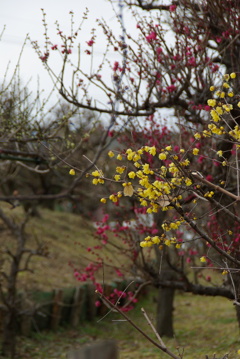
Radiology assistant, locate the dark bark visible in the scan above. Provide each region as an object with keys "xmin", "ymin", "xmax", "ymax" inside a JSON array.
[
  {"xmin": 153, "ymin": 213, "xmax": 177, "ymax": 337},
  {"xmin": 156, "ymin": 280, "xmax": 234, "ymax": 299},
  {"xmin": 156, "ymin": 287, "xmax": 175, "ymax": 337},
  {"xmin": 1, "ymin": 309, "xmax": 18, "ymax": 358}
]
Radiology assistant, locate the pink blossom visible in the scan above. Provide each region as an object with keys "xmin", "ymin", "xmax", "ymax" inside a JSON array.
[
  {"xmin": 206, "ymin": 175, "xmax": 213, "ymax": 182},
  {"xmin": 113, "ymin": 61, "xmax": 119, "ymax": 71},
  {"xmin": 188, "ymin": 56, "xmax": 196, "ymax": 66},
  {"xmin": 146, "ymin": 31, "xmax": 157, "ymax": 43},
  {"xmin": 211, "ymin": 64, "xmax": 219, "ymax": 73},
  {"xmin": 169, "ymin": 5, "xmax": 177, "ymax": 12},
  {"xmin": 87, "ymin": 39, "xmax": 94, "ymax": 46},
  {"xmin": 156, "ymin": 47, "xmax": 163, "ymax": 54},
  {"xmin": 166, "ymin": 85, "xmax": 177, "ymax": 93}
]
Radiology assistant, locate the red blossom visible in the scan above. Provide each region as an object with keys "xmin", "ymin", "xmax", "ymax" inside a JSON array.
[
  {"xmin": 169, "ymin": 5, "xmax": 177, "ymax": 12},
  {"xmin": 146, "ymin": 31, "xmax": 157, "ymax": 43},
  {"xmin": 86, "ymin": 39, "xmax": 94, "ymax": 46}
]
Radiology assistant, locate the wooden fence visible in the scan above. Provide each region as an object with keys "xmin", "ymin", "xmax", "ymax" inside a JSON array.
[{"xmin": 0, "ymin": 279, "xmax": 147, "ymax": 336}]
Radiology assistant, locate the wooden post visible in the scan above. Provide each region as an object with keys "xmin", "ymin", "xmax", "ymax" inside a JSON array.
[
  {"xmin": 50, "ymin": 289, "xmax": 63, "ymax": 330},
  {"xmin": 69, "ymin": 286, "xmax": 86, "ymax": 328},
  {"xmin": 85, "ymin": 283, "xmax": 97, "ymax": 321}
]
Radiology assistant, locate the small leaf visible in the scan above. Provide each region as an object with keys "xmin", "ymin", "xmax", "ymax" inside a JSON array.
[
  {"xmin": 124, "ymin": 184, "xmax": 134, "ymax": 197},
  {"xmin": 157, "ymin": 195, "xmax": 171, "ymax": 207}
]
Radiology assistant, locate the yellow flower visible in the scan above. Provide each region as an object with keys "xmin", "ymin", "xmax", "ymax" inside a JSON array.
[
  {"xmin": 109, "ymin": 194, "xmax": 118, "ymax": 202},
  {"xmin": 165, "ymin": 145, "xmax": 172, "ymax": 151},
  {"xmin": 215, "ymin": 106, "xmax": 223, "ymax": 115},
  {"xmin": 222, "ymin": 104, "xmax": 233, "ymax": 112},
  {"xmin": 114, "ymin": 174, "xmax": 121, "ymax": 181},
  {"xmin": 217, "ymin": 150, "xmax": 223, "ymax": 157},
  {"xmin": 165, "ymin": 239, "xmax": 171, "ymax": 246},
  {"xmin": 185, "ymin": 178, "xmax": 192, "ymax": 186},
  {"xmin": 222, "ymin": 270, "xmax": 228, "ymax": 275},
  {"xmin": 200, "ymin": 256, "xmax": 206, "ymax": 263},
  {"xmin": 223, "ymin": 82, "xmax": 230, "ymax": 89},
  {"xmin": 134, "ymin": 162, "xmax": 141, "ymax": 168},
  {"xmin": 159, "ymin": 152, "xmax": 167, "ymax": 160},
  {"xmin": 100, "ymin": 198, "xmax": 107, "ymax": 203},
  {"xmin": 128, "ymin": 171, "xmax": 136, "ymax": 179},
  {"xmin": 230, "ymin": 72, "xmax": 236, "ymax": 79},
  {"xmin": 207, "ymin": 99, "xmax": 216, "ymax": 107},
  {"xmin": 108, "ymin": 151, "xmax": 115, "ymax": 158},
  {"xmin": 209, "ymin": 86, "xmax": 215, "ymax": 91},
  {"xmin": 116, "ymin": 166, "xmax": 126, "ymax": 174},
  {"xmin": 149, "ymin": 146, "xmax": 156, "ymax": 156},
  {"xmin": 92, "ymin": 170, "xmax": 101, "ymax": 177},
  {"xmin": 210, "ymin": 110, "xmax": 220, "ymax": 122},
  {"xmin": 152, "ymin": 236, "xmax": 160, "ymax": 244},
  {"xmin": 228, "ymin": 92, "xmax": 234, "ymax": 97},
  {"xmin": 117, "ymin": 154, "xmax": 123, "ymax": 160},
  {"xmin": 224, "ymin": 74, "xmax": 230, "ymax": 81},
  {"xmin": 192, "ymin": 148, "xmax": 199, "ymax": 155},
  {"xmin": 194, "ymin": 133, "xmax": 201, "ymax": 140},
  {"xmin": 142, "ymin": 163, "xmax": 152, "ymax": 174},
  {"xmin": 69, "ymin": 169, "xmax": 76, "ymax": 176}
]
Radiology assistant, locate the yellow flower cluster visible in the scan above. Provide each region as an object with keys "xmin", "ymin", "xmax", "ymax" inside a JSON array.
[
  {"xmin": 207, "ymin": 73, "xmax": 236, "ymax": 126},
  {"xmin": 204, "ymin": 191, "xmax": 214, "ymax": 198},
  {"xmin": 91, "ymin": 169, "xmax": 105, "ymax": 185},
  {"xmin": 162, "ymin": 220, "xmax": 183, "ymax": 231},
  {"xmin": 140, "ymin": 234, "xmax": 182, "ymax": 248},
  {"xmin": 229, "ymin": 125, "xmax": 240, "ymax": 141}
]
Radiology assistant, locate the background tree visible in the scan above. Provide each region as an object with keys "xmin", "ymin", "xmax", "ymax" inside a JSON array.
[{"xmin": 0, "ymin": 61, "xmax": 120, "ymax": 356}]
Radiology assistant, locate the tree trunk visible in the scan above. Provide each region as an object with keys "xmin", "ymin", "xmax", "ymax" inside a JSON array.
[
  {"xmin": 156, "ymin": 286, "xmax": 175, "ymax": 337},
  {"xmin": 1, "ymin": 308, "xmax": 17, "ymax": 358}
]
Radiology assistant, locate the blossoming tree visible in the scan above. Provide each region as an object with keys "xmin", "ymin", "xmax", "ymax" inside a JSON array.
[{"xmin": 36, "ymin": 0, "xmax": 240, "ymax": 356}]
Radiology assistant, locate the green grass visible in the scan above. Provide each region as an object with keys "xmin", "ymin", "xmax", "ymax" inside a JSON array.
[{"xmin": 15, "ymin": 290, "xmax": 240, "ymax": 359}]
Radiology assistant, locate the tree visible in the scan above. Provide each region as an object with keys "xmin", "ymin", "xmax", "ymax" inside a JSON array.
[
  {"xmin": 0, "ymin": 55, "xmax": 117, "ymax": 356},
  {"xmin": 34, "ymin": 0, "xmax": 240, "ymax": 356}
]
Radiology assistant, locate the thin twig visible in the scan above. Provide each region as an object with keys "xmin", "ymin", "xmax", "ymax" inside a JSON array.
[{"xmin": 141, "ymin": 307, "xmax": 166, "ymax": 349}]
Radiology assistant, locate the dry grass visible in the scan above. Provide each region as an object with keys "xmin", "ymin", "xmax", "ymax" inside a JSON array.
[{"xmin": 0, "ymin": 204, "xmax": 132, "ymax": 292}]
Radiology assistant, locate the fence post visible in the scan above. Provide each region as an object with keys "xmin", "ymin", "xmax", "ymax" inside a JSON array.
[
  {"xmin": 69, "ymin": 286, "xmax": 86, "ymax": 328},
  {"xmin": 86, "ymin": 283, "xmax": 98, "ymax": 321},
  {"xmin": 50, "ymin": 288, "xmax": 63, "ymax": 330},
  {"xmin": 20, "ymin": 293, "xmax": 32, "ymax": 336}
]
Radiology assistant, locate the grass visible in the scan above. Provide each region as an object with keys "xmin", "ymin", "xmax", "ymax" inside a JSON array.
[
  {"xmin": 0, "ymin": 205, "xmax": 239, "ymax": 358},
  {"xmin": 0, "ymin": 204, "xmax": 128, "ymax": 292},
  {"xmin": 15, "ymin": 290, "xmax": 240, "ymax": 359}
]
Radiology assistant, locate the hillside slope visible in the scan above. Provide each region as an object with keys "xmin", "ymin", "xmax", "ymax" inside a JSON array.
[{"xmin": 0, "ymin": 205, "xmax": 100, "ymax": 292}]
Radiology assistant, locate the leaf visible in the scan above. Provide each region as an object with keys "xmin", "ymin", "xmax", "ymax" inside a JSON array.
[
  {"xmin": 157, "ymin": 195, "xmax": 172, "ymax": 207},
  {"xmin": 124, "ymin": 184, "xmax": 134, "ymax": 197}
]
